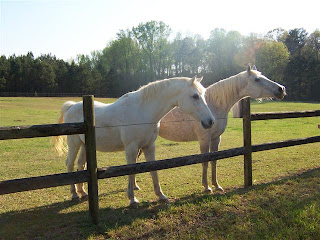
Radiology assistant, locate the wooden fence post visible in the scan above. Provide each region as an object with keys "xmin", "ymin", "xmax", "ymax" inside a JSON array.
[
  {"xmin": 83, "ymin": 95, "xmax": 99, "ymax": 224},
  {"xmin": 242, "ymin": 97, "xmax": 252, "ymax": 187}
]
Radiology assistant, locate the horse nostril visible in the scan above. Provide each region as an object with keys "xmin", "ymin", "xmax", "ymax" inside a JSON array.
[
  {"xmin": 201, "ymin": 119, "xmax": 213, "ymax": 129},
  {"xmin": 278, "ymin": 87, "xmax": 283, "ymax": 93}
]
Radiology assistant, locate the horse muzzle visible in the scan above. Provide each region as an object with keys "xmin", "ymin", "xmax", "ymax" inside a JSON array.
[
  {"xmin": 275, "ymin": 86, "xmax": 286, "ymax": 100},
  {"xmin": 201, "ymin": 118, "xmax": 214, "ymax": 129}
]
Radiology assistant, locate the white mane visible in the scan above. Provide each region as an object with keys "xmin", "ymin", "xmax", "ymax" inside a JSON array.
[
  {"xmin": 138, "ymin": 78, "xmax": 171, "ymax": 102},
  {"xmin": 206, "ymin": 71, "xmax": 248, "ymax": 107},
  {"xmin": 138, "ymin": 77, "xmax": 205, "ymax": 103}
]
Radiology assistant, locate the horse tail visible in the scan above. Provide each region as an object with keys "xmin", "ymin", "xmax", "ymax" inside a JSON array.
[
  {"xmin": 137, "ymin": 149, "xmax": 142, "ymax": 159},
  {"xmin": 54, "ymin": 101, "xmax": 76, "ymax": 156}
]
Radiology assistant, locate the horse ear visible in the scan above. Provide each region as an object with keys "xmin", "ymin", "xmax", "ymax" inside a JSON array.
[
  {"xmin": 189, "ymin": 76, "xmax": 197, "ymax": 85},
  {"xmin": 247, "ymin": 64, "xmax": 252, "ymax": 75},
  {"xmin": 252, "ymin": 65, "xmax": 257, "ymax": 71},
  {"xmin": 198, "ymin": 76, "xmax": 203, "ymax": 82}
]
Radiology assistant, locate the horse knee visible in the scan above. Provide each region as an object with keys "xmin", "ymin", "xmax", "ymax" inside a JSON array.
[
  {"xmin": 66, "ymin": 158, "xmax": 74, "ymax": 172},
  {"xmin": 66, "ymin": 147, "xmax": 80, "ymax": 172},
  {"xmin": 202, "ymin": 162, "xmax": 209, "ymax": 170},
  {"xmin": 77, "ymin": 147, "xmax": 87, "ymax": 171},
  {"xmin": 77, "ymin": 161, "xmax": 86, "ymax": 171}
]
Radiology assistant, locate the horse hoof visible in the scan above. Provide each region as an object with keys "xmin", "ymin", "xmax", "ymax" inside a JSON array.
[
  {"xmin": 203, "ymin": 188, "xmax": 213, "ymax": 193},
  {"xmin": 159, "ymin": 197, "xmax": 170, "ymax": 204},
  {"xmin": 216, "ymin": 187, "xmax": 224, "ymax": 193},
  {"xmin": 80, "ymin": 195, "xmax": 88, "ymax": 201},
  {"xmin": 129, "ymin": 201, "xmax": 140, "ymax": 208},
  {"xmin": 71, "ymin": 196, "xmax": 80, "ymax": 202}
]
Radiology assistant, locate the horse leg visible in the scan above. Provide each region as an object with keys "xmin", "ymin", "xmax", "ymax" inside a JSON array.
[
  {"xmin": 66, "ymin": 136, "xmax": 81, "ymax": 200},
  {"xmin": 142, "ymin": 143, "xmax": 168, "ymax": 203},
  {"xmin": 210, "ymin": 137, "xmax": 224, "ymax": 192},
  {"xmin": 200, "ymin": 141, "xmax": 211, "ymax": 193},
  {"xmin": 134, "ymin": 178, "xmax": 140, "ymax": 190},
  {"xmin": 133, "ymin": 149, "xmax": 142, "ymax": 190},
  {"xmin": 125, "ymin": 144, "xmax": 140, "ymax": 207},
  {"xmin": 76, "ymin": 145, "xmax": 88, "ymax": 200}
]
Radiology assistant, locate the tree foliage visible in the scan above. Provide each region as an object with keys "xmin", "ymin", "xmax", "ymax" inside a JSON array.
[
  {"xmin": 0, "ymin": 22, "xmax": 319, "ymax": 101},
  {"xmin": 256, "ymin": 40, "xmax": 289, "ymax": 83}
]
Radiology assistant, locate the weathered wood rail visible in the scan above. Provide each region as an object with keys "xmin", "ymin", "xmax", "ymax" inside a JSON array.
[
  {"xmin": 0, "ymin": 96, "xmax": 319, "ymax": 225},
  {"xmin": 0, "ymin": 147, "xmax": 245, "ymax": 195},
  {"xmin": 0, "ymin": 122, "xmax": 86, "ymax": 140},
  {"xmin": 251, "ymin": 109, "xmax": 320, "ymax": 120}
]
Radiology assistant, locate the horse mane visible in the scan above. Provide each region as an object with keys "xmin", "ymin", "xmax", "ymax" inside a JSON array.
[
  {"xmin": 138, "ymin": 77, "xmax": 204, "ymax": 103},
  {"xmin": 206, "ymin": 71, "xmax": 249, "ymax": 107},
  {"xmin": 138, "ymin": 78, "xmax": 171, "ymax": 102}
]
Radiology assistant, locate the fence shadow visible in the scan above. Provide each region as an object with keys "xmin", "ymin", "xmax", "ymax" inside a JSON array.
[{"xmin": 1, "ymin": 167, "xmax": 320, "ymax": 240}]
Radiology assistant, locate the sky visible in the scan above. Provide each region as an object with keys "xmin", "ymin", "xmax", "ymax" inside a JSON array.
[{"xmin": 0, "ymin": 0, "xmax": 319, "ymax": 61}]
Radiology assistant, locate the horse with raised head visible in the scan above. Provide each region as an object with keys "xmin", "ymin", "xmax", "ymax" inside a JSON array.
[
  {"xmin": 55, "ymin": 76, "xmax": 214, "ymax": 206},
  {"xmin": 157, "ymin": 65, "xmax": 286, "ymax": 193}
]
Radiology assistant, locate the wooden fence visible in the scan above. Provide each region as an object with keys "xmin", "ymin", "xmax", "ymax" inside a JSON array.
[
  {"xmin": 240, "ymin": 98, "xmax": 320, "ymax": 187},
  {"xmin": 0, "ymin": 96, "xmax": 320, "ymax": 225},
  {"xmin": 0, "ymin": 95, "xmax": 99, "ymax": 224}
]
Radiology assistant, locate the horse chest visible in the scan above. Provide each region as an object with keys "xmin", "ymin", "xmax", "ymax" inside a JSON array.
[
  {"xmin": 193, "ymin": 118, "xmax": 227, "ymax": 141},
  {"xmin": 209, "ymin": 119, "xmax": 228, "ymax": 139}
]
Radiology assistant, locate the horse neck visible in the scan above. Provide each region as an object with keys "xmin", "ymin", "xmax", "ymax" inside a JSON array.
[
  {"xmin": 140, "ymin": 80, "xmax": 184, "ymax": 122},
  {"xmin": 206, "ymin": 73, "xmax": 248, "ymax": 116}
]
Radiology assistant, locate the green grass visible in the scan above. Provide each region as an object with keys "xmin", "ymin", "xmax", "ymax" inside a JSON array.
[{"xmin": 0, "ymin": 97, "xmax": 319, "ymax": 239}]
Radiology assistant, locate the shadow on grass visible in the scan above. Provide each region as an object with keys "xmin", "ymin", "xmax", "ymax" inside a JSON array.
[{"xmin": 1, "ymin": 167, "xmax": 320, "ymax": 239}]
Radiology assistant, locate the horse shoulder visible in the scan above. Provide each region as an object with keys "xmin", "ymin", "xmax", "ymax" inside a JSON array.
[{"xmin": 211, "ymin": 118, "xmax": 228, "ymax": 139}]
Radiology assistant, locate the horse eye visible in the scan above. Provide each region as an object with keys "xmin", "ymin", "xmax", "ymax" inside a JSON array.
[
  {"xmin": 192, "ymin": 94, "xmax": 200, "ymax": 100},
  {"xmin": 255, "ymin": 77, "xmax": 260, "ymax": 82}
]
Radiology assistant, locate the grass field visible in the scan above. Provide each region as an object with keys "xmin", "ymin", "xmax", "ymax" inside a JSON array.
[{"xmin": 0, "ymin": 97, "xmax": 320, "ymax": 239}]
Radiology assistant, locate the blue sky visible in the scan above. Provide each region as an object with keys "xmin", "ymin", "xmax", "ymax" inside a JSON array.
[{"xmin": 1, "ymin": 0, "xmax": 318, "ymax": 60}]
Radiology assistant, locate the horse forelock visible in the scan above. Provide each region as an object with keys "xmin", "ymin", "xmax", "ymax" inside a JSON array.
[
  {"xmin": 250, "ymin": 70, "xmax": 262, "ymax": 77},
  {"xmin": 193, "ymin": 79, "xmax": 206, "ymax": 96}
]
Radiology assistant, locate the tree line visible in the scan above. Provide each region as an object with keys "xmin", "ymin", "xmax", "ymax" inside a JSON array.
[{"xmin": 0, "ymin": 21, "xmax": 319, "ymax": 101}]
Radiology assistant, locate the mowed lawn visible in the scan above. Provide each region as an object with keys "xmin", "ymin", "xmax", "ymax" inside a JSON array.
[{"xmin": 0, "ymin": 97, "xmax": 319, "ymax": 240}]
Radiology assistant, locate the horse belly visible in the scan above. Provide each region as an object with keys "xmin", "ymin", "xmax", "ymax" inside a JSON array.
[
  {"xmin": 159, "ymin": 121, "xmax": 197, "ymax": 142},
  {"xmin": 95, "ymin": 128, "xmax": 124, "ymax": 152}
]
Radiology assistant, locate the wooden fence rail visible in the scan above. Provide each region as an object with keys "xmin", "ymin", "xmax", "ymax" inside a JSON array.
[
  {"xmin": 252, "ymin": 135, "xmax": 320, "ymax": 152},
  {"xmin": 0, "ymin": 147, "xmax": 245, "ymax": 195},
  {"xmin": 0, "ymin": 96, "xmax": 319, "ymax": 225},
  {"xmin": 0, "ymin": 171, "xmax": 88, "ymax": 195},
  {"xmin": 251, "ymin": 110, "xmax": 320, "ymax": 121},
  {"xmin": 2, "ymin": 135, "xmax": 319, "ymax": 195},
  {"xmin": 0, "ymin": 123, "xmax": 86, "ymax": 140}
]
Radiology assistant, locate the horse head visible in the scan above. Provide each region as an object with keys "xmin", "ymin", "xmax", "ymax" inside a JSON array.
[
  {"xmin": 176, "ymin": 76, "xmax": 214, "ymax": 129},
  {"xmin": 245, "ymin": 64, "xmax": 286, "ymax": 100}
]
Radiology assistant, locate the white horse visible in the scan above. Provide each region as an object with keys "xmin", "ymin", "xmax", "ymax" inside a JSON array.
[
  {"xmin": 157, "ymin": 65, "xmax": 286, "ymax": 193},
  {"xmin": 54, "ymin": 76, "xmax": 214, "ymax": 206}
]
